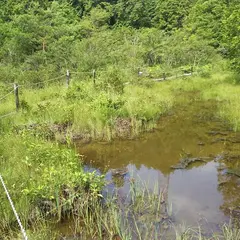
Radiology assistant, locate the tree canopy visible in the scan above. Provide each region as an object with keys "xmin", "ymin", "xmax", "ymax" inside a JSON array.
[{"xmin": 0, "ymin": 0, "xmax": 239, "ymax": 77}]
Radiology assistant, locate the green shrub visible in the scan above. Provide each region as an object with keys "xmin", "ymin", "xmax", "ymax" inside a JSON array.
[
  {"xmin": 198, "ymin": 64, "xmax": 212, "ymax": 78},
  {"xmin": 97, "ymin": 67, "xmax": 126, "ymax": 93},
  {"xmin": 0, "ymin": 133, "xmax": 105, "ymax": 229}
]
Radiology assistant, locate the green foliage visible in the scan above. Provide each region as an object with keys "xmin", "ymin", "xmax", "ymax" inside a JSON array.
[
  {"xmin": 202, "ymin": 76, "xmax": 240, "ymax": 131},
  {"xmin": 0, "ymin": 0, "xmax": 238, "ymax": 80},
  {"xmin": 222, "ymin": 5, "xmax": 240, "ymax": 73},
  {"xmin": 97, "ymin": 66, "xmax": 126, "ymax": 93},
  {"xmin": 187, "ymin": 0, "xmax": 227, "ymax": 47},
  {"xmin": 123, "ymin": 84, "xmax": 174, "ymax": 122},
  {"xmin": 198, "ymin": 64, "xmax": 212, "ymax": 78},
  {"xmin": 154, "ymin": 0, "xmax": 195, "ymax": 32},
  {"xmin": 89, "ymin": 4, "xmax": 113, "ymax": 28},
  {"xmin": 115, "ymin": 0, "xmax": 156, "ymax": 28},
  {"xmin": 0, "ymin": 133, "xmax": 104, "ymax": 228},
  {"xmin": 162, "ymin": 32, "xmax": 217, "ymax": 69},
  {"xmin": 1, "ymin": 0, "xmax": 240, "ymax": 238},
  {"xmin": 0, "ymin": 1, "xmax": 79, "ymax": 69}
]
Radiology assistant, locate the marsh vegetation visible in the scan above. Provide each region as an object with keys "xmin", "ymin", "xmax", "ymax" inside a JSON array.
[{"xmin": 0, "ymin": 0, "xmax": 240, "ymax": 239}]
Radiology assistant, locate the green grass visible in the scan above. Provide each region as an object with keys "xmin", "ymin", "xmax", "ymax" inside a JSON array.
[
  {"xmin": 1, "ymin": 70, "xmax": 240, "ymax": 238},
  {"xmin": 0, "ymin": 132, "xmax": 104, "ymax": 238},
  {"xmin": 7, "ymin": 179, "xmax": 239, "ymax": 240},
  {"xmin": 0, "ymin": 72, "xmax": 175, "ymax": 141},
  {"xmin": 202, "ymin": 82, "xmax": 240, "ymax": 131},
  {"xmin": 6, "ymin": 70, "xmax": 238, "ymax": 142},
  {"xmin": 0, "ymin": 70, "xmax": 176, "ymax": 239},
  {"xmin": 162, "ymin": 72, "xmax": 240, "ymax": 132}
]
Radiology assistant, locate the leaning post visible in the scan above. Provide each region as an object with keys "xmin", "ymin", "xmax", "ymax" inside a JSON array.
[
  {"xmin": 191, "ymin": 66, "xmax": 193, "ymax": 75},
  {"xmin": 163, "ymin": 72, "xmax": 166, "ymax": 80},
  {"xmin": 66, "ymin": 69, "xmax": 70, "ymax": 88},
  {"xmin": 92, "ymin": 69, "xmax": 96, "ymax": 86},
  {"xmin": 14, "ymin": 83, "xmax": 20, "ymax": 111}
]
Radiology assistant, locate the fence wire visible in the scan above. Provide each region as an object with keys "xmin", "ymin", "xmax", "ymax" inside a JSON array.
[
  {"xmin": 0, "ymin": 175, "xmax": 28, "ymax": 240},
  {"xmin": 70, "ymin": 71, "xmax": 92, "ymax": 74},
  {"xmin": 0, "ymin": 111, "xmax": 16, "ymax": 119},
  {"xmin": 0, "ymin": 69, "xmax": 196, "ymax": 120},
  {"xmin": 0, "ymin": 90, "xmax": 14, "ymax": 102},
  {"xmin": 19, "ymin": 75, "xmax": 65, "ymax": 88}
]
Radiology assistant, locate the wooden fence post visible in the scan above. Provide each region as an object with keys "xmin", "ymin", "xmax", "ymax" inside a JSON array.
[
  {"xmin": 137, "ymin": 68, "xmax": 143, "ymax": 76},
  {"xmin": 66, "ymin": 70, "xmax": 70, "ymax": 88},
  {"xmin": 14, "ymin": 83, "xmax": 20, "ymax": 111},
  {"xmin": 163, "ymin": 73, "xmax": 166, "ymax": 80},
  {"xmin": 92, "ymin": 69, "xmax": 96, "ymax": 85}
]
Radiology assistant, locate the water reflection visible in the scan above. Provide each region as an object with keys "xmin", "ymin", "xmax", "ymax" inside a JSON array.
[
  {"xmin": 93, "ymin": 162, "xmax": 227, "ymax": 227},
  {"xmin": 169, "ymin": 162, "xmax": 226, "ymax": 225},
  {"xmin": 77, "ymin": 98, "xmax": 240, "ymax": 229}
]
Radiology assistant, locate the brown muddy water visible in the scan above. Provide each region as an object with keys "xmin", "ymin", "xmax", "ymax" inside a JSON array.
[{"xmin": 62, "ymin": 94, "xmax": 240, "ymax": 238}]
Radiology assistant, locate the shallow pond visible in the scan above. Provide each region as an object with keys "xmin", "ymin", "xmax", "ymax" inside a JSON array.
[{"xmin": 70, "ymin": 94, "xmax": 240, "ymax": 237}]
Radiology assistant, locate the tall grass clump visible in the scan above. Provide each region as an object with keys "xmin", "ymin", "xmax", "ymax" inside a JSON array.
[
  {"xmin": 172, "ymin": 222, "xmax": 240, "ymax": 240},
  {"xmin": 123, "ymin": 84, "xmax": 174, "ymax": 121},
  {"xmin": 68, "ymin": 178, "xmax": 171, "ymax": 240},
  {"xmin": 0, "ymin": 68, "xmax": 176, "ymax": 142},
  {"xmin": 157, "ymin": 71, "xmax": 240, "ymax": 132},
  {"xmin": 1, "ymin": 70, "xmax": 240, "ymax": 140},
  {"xmin": 201, "ymin": 73, "xmax": 240, "ymax": 131},
  {"xmin": 0, "ymin": 131, "xmax": 104, "ymax": 238},
  {"xmin": 19, "ymin": 177, "xmax": 238, "ymax": 240}
]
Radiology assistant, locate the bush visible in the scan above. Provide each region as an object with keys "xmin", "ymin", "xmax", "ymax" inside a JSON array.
[
  {"xmin": 198, "ymin": 64, "xmax": 212, "ymax": 78},
  {"xmin": 0, "ymin": 133, "xmax": 105, "ymax": 226},
  {"xmin": 97, "ymin": 67, "xmax": 126, "ymax": 93}
]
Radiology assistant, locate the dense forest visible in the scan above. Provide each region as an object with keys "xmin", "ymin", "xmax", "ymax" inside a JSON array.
[{"xmin": 0, "ymin": 0, "xmax": 239, "ymax": 83}]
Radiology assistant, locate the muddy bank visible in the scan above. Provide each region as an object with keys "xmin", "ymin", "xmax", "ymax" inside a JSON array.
[
  {"xmin": 14, "ymin": 116, "xmax": 157, "ymax": 144},
  {"xmin": 171, "ymin": 156, "xmax": 210, "ymax": 169}
]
